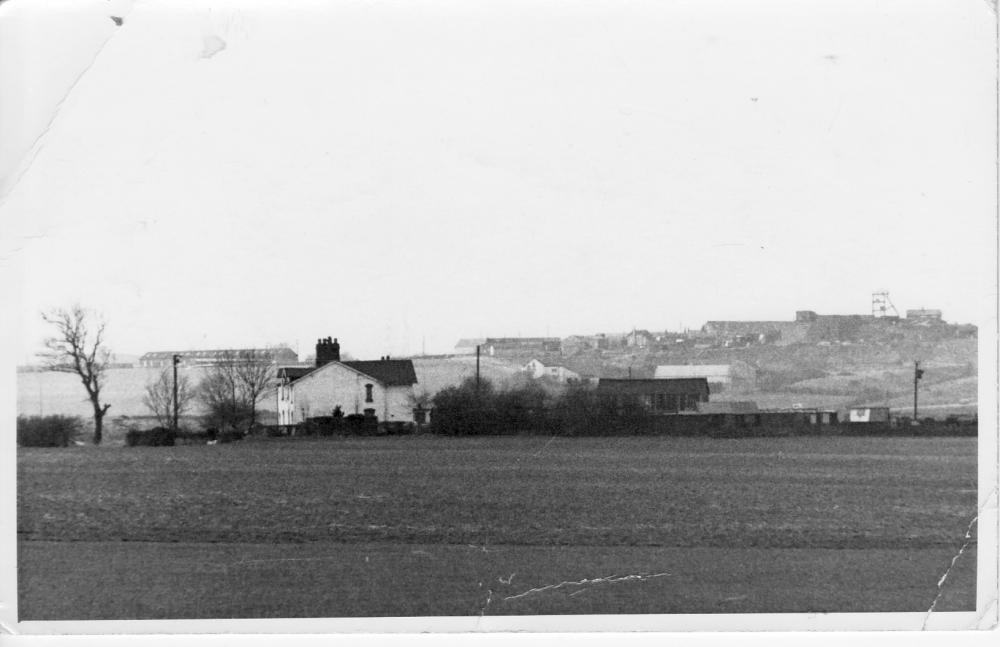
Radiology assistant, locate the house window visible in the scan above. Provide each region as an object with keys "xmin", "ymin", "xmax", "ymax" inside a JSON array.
[{"xmin": 365, "ymin": 384, "xmax": 374, "ymax": 403}]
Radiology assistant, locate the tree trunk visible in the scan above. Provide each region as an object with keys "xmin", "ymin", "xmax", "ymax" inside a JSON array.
[
  {"xmin": 92, "ymin": 402, "xmax": 111, "ymax": 445},
  {"xmin": 93, "ymin": 410, "xmax": 103, "ymax": 445}
]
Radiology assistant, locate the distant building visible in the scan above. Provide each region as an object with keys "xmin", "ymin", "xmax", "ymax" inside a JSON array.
[
  {"xmin": 453, "ymin": 338, "xmax": 486, "ymax": 355},
  {"xmin": 483, "ymin": 337, "xmax": 562, "ymax": 356},
  {"xmin": 699, "ymin": 319, "xmax": 808, "ymax": 346},
  {"xmin": 906, "ymin": 309, "xmax": 943, "ymax": 323},
  {"xmin": 625, "ymin": 329, "xmax": 655, "ymax": 348},
  {"xmin": 700, "ymin": 308, "xmax": 905, "ymax": 346},
  {"xmin": 523, "ymin": 358, "xmax": 582, "ymax": 384},
  {"xmin": 596, "ymin": 378, "xmax": 710, "ymax": 414},
  {"xmin": 848, "ymin": 406, "xmax": 891, "ymax": 423},
  {"xmin": 139, "ymin": 347, "xmax": 298, "ymax": 368},
  {"xmin": 276, "ymin": 337, "xmax": 419, "ymax": 426},
  {"xmin": 654, "ymin": 362, "xmax": 757, "ymax": 391},
  {"xmin": 809, "ymin": 409, "xmax": 839, "ymax": 425},
  {"xmin": 562, "ymin": 334, "xmax": 610, "ymax": 352}
]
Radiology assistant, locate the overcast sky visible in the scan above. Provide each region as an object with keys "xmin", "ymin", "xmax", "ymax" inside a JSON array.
[{"xmin": 1, "ymin": 0, "xmax": 995, "ymax": 362}]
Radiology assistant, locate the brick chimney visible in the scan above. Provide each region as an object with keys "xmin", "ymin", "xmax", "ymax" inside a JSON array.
[{"xmin": 316, "ymin": 337, "xmax": 341, "ymax": 367}]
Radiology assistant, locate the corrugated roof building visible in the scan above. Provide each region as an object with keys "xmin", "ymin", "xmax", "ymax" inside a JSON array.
[
  {"xmin": 140, "ymin": 347, "xmax": 298, "ymax": 368},
  {"xmin": 596, "ymin": 378, "xmax": 709, "ymax": 414}
]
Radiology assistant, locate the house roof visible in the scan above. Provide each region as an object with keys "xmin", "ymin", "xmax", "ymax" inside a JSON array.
[
  {"xmin": 454, "ymin": 338, "xmax": 486, "ymax": 348},
  {"xmin": 655, "ymin": 364, "xmax": 733, "ymax": 379},
  {"xmin": 278, "ymin": 367, "xmax": 315, "ymax": 382},
  {"xmin": 341, "ymin": 360, "xmax": 418, "ymax": 386},
  {"xmin": 280, "ymin": 359, "xmax": 418, "ymax": 387},
  {"xmin": 596, "ymin": 378, "xmax": 709, "ymax": 395}
]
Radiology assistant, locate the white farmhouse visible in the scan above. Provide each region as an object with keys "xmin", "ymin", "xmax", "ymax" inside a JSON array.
[
  {"xmin": 275, "ymin": 337, "xmax": 419, "ymax": 426},
  {"xmin": 523, "ymin": 358, "xmax": 582, "ymax": 384}
]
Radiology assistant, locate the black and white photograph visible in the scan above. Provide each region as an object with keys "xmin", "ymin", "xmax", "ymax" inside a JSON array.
[{"xmin": 0, "ymin": 0, "xmax": 997, "ymax": 640}]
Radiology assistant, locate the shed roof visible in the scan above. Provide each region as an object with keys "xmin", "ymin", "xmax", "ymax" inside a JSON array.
[{"xmin": 654, "ymin": 364, "xmax": 733, "ymax": 379}]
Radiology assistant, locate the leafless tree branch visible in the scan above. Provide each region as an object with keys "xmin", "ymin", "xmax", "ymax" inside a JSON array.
[{"xmin": 39, "ymin": 305, "xmax": 113, "ymax": 444}]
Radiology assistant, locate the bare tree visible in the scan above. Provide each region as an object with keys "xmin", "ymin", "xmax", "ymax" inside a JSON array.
[
  {"xmin": 235, "ymin": 349, "xmax": 276, "ymax": 429},
  {"xmin": 408, "ymin": 385, "xmax": 433, "ymax": 409},
  {"xmin": 142, "ymin": 367, "xmax": 194, "ymax": 428},
  {"xmin": 40, "ymin": 305, "xmax": 113, "ymax": 444},
  {"xmin": 197, "ymin": 351, "xmax": 243, "ymax": 431},
  {"xmin": 196, "ymin": 348, "xmax": 276, "ymax": 432}
]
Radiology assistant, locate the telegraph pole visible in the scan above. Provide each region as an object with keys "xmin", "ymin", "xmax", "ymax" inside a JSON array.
[
  {"xmin": 475, "ymin": 344, "xmax": 481, "ymax": 394},
  {"xmin": 913, "ymin": 360, "xmax": 924, "ymax": 423},
  {"xmin": 172, "ymin": 354, "xmax": 182, "ymax": 430}
]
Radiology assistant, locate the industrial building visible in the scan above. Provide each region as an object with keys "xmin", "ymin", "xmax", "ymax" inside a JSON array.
[
  {"xmin": 482, "ymin": 337, "xmax": 562, "ymax": 356},
  {"xmin": 139, "ymin": 347, "xmax": 298, "ymax": 368}
]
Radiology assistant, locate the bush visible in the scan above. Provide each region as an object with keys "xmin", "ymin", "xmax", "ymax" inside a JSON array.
[
  {"xmin": 305, "ymin": 415, "xmax": 342, "ymax": 436},
  {"xmin": 431, "ymin": 377, "xmax": 568, "ymax": 435},
  {"xmin": 430, "ymin": 378, "xmax": 661, "ymax": 436},
  {"xmin": 125, "ymin": 426, "xmax": 176, "ymax": 447},
  {"xmin": 344, "ymin": 414, "xmax": 378, "ymax": 435},
  {"xmin": 217, "ymin": 429, "xmax": 244, "ymax": 443},
  {"xmin": 175, "ymin": 429, "xmax": 214, "ymax": 444},
  {"xmin": 431, "ymin": 378, "xmax": 498, "ymax": 435},
  {"xmin": 382, "ymin": 421, "xmax": 415, "ymax": 435},
  {"xmin": 17, "ymin": 415, "xmax": 84, "ymax": 447}
]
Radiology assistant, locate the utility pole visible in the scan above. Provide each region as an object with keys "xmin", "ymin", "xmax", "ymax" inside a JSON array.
[
  {"xmin": 172, "ymin": 354, "xmax": 182, "ymax": 430},
  {"xmin": 475, "ymin": 344, "xmax": 481, "ymax": 394},
  {"xmin": 913, "ymin": 360, "xmax": 924, "ymax": 423}
]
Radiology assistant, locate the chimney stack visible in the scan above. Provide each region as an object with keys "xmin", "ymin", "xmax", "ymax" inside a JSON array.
[{"xmin": 316, "ymin": 336, "xmax": 342, "ymax": 367}]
